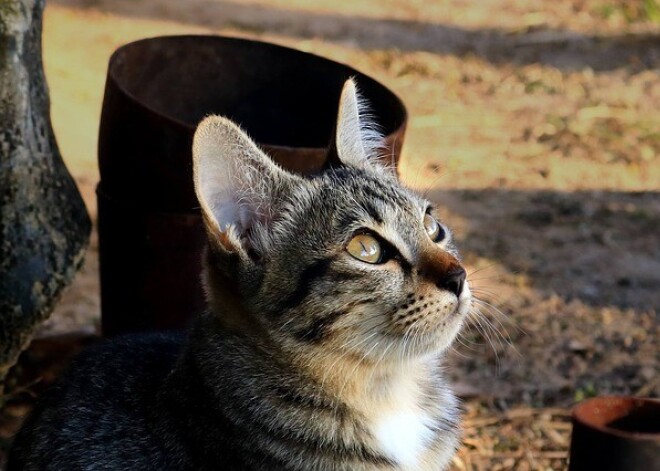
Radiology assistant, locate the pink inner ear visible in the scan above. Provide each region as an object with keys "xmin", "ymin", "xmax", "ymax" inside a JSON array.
[
  {"xmin": 210, "ymin": 192, "xmax": 273, "ymax": 240},
  {"xmin": 200, "ymin": 208, "xmax": 239, "ymax": 254},
  {"xmin": 215, "ymin": 229, "xmax": 238, "ymax": 253}
]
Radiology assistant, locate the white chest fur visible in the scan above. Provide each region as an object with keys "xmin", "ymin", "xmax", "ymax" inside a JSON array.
[
  {"xmin": 367, "ymin": 371, "xmax": 437, "ymax": 469},
  {"xmin": 372, "ymin": 409, "xmax": 435, "ymax": 469}
]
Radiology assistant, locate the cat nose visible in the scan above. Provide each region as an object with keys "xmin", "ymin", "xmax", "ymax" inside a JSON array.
[
  {"xmin": 418, "ymin": 251, "xmax": 467, "ymax": 297},
  {"xmin": 438, "ymin": 267, "xmax": 466, "ymax": 297}
]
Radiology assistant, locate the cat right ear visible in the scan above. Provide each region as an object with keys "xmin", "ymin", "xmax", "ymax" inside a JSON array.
[
  {"xmin": 326, "ymin": 79, "xmax": 386, "ymax": 171},
  {"xmin": 192, "ymin": 116, "xmax": 297, "ymax": 257}
]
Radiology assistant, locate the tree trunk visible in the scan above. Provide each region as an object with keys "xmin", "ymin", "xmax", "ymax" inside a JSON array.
[{"xmin": 0, "ymin": 0, "xmax": 91, "ymax": 385}]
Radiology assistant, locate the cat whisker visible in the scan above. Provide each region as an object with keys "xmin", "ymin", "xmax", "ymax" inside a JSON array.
[
  {"xmin": 388, "ymin": 136, "xmax": 398, "ymax": 171},
  {"xmin": 363, "ymin": 337, "xmax": 395, "ymax": 389},
  {"xmin": 469, "ymin": 286, "xmax": 503, "ymax": 296},
  {"xmin": 467, "ymin": 298, "xmax": 522, "ymax": 366},
  {"xmin": 472, "ymin": 298, "xmax": 521, "ymax": 335},
  {"xmin": 466, "ymin": 263, "xmax": 500, "ymax": 278},
  {"xmin": 402, "ymin": 318, "xmax": 426, "ymax": 361},
  {"xmin": 319, "ymin": 328, "xmax": 385, "ymax": 390},
  {"xmin": 468, "ymin": 275, "xmax": 507, "ymax": 286},
  {"xmin": 419, "ymin": 169, "xmax": 456, "ymax": 200},
  {"xmin": 469, "ymin": 288, "xmax": 505, "ymax": 304},
  {"xmin": 447, "ymin": 341, "xmax": 472, "ymax": 359},
  {"xmin": 399, "ymin": 324, "xmax": 413, "ymax": 362},
  {"xmin": 468, "ymin": 307, "xmax": 505, "ymax": 374},
  {"xmin": 454, "ymin": 324, "xmax": 484, "ymax": 353},
  {"xmin": 337, "ymin": 338, "xmax": 383, "ymax": 398}
]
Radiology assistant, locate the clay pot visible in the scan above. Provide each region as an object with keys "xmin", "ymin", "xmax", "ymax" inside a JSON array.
[
  {"xmin": 569, "ymin": 396, "xmax": 660, "ymax": 471},
  {"xmin": 98, "ymin": 35, "xmax": 407, "ymax": 336}
]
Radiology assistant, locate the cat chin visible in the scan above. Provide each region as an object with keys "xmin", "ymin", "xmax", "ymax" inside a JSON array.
[
  {"xmin": 369, "ymin": 319, "xmax": 466, "ymax": 363},
  {"xmin": 402, "ymin": 298, "xmax": 472, "ymax": 359}
]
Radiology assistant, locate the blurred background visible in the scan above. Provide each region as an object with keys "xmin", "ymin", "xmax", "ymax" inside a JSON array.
[{"xmin": 2, "ymin": 0, "xmax": 659, "ymax": 469}]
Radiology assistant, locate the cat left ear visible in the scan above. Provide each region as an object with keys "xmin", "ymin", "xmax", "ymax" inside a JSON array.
[
  {"xmin": 193, "ymin": 116, "xmax": 299, "ymax": 257},
  {"xmin": 326, "ymin": 79, "xmax": 385, "ymax": 170}
]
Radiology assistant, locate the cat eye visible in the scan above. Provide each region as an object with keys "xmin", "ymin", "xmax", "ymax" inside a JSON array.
[
  {"xmin": 346, "ymin": 233, "xmax": 382, "ymax": 264},
  {"xmin": 424, "ymin": 214, "xmax": 445, "ymax": 242}
]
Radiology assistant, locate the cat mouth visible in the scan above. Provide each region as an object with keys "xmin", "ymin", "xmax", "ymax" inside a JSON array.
[
  {"xmin": 455, "ymin": 296, "xmax": 472, "ymax": 317},
  {"xmin": 455, "ymin": 282, "xmax": 473, "ymax": 314}
]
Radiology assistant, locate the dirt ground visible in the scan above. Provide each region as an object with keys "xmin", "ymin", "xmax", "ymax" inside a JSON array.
[{"xmin": 1, "ymin": 0, "xmax": 659, "ymax": 469}]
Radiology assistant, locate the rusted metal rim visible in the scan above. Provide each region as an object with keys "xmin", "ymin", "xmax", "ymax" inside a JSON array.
[
  {"xmin": 568, "ymin": 396, "xmax": 660, "ymax": 471},
  {"xmin": 99, "ymin": 35, "xmax": 408, "ymax": 212},
  {"xmin": 106, "ymin": 35, "xmax": 408, "ymax": 149},
  {"xmin": 573, "ymin": 396, "xmax": 660, "ymax": 440}
]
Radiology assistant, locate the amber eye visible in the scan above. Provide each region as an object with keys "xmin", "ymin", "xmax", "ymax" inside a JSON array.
[
  {"xmin": 424, "ymin": 214, "xmax": 445, "ymax": 242},
  {"xmin": 346, "ymin": 233, "xmax": 382, "ymax": 264}
]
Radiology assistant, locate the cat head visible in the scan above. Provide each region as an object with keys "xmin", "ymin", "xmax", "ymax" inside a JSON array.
[{"xmin": 193, "ymin": 79, "xmax": 471, "ymax": 363}]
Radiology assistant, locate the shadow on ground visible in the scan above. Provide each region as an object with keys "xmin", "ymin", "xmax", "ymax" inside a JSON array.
[
  {"xmin": 429, "ymin": 188, "xmax": 659, "ymax": 311},
  {"xmin": 426, "ymin": 187, "xmax": 659, "ymax": 405},
  {"xmin": 53, "ymin": 0, "xmax": 660, "ymax": 71}
]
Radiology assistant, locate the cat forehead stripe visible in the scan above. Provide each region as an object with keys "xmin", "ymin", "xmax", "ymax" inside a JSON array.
[
  {"xmin": 329, "ymin": 168, "xmax": 411, "ymax": 206},
  {"xmin": 361, "ymin": 200, "xmax": 384, "ymax": 224}
]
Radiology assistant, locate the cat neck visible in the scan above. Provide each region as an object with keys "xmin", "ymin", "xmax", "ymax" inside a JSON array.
[
  {"xmin": 293, "ymin": 349, "xmax": 451, "ymax": 471},
  {"xmin": 289, "ymin": 344, "xmax": 441, "ymax": 412}
]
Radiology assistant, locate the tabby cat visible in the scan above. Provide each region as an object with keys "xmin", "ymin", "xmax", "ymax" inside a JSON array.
[{"xmin": 9, "ymin": 79, "xmax": 472, "ymax": 470}]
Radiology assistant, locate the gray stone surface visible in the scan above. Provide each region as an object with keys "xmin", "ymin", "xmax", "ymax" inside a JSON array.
[{"xmin": 0, "ymin": 0, "xmax": 91, "ymax": 384}]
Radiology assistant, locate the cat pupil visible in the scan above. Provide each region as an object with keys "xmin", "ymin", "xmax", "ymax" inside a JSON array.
[
  {"xmin": 360, "ymin": 241, "xmax": 375, "ymax": 256},
  {"xmin": 347, "ymin": 233, "xmax": 382, "ymax": 263}
]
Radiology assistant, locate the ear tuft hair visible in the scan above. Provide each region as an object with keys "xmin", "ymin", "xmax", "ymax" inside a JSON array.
[{"xmin": 327, "ymin": 79, "xmax": 386, "ymax": 170}]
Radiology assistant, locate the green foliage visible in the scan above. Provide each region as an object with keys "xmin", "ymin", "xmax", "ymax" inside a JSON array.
[
  {"xmin": 644, "ymin": 0, "xmax": 660, "ymax": 21},
  {"xmin": 574, "ymin": 383, "xmax": 598, "ymax": 403},
  {"xmin": 595, "ymin": 0, "xmax": 660, "ymax": 23}
]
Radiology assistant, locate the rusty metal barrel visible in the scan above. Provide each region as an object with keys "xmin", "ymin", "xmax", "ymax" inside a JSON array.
[
  {"xmin": 98, "ymin": 35, "xmax": 407, "ymax": 337},
  {"xmin": 569, "ymin": 396, "xmax": 660, "ymax": 471}
]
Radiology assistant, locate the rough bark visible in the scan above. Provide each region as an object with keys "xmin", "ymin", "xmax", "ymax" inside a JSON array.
[{"xmin": 0, "ymin": 0, "xmax": 91, "ymax": 385}]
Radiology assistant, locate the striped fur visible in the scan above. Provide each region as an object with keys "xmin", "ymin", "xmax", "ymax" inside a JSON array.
[
  {"xmin": 9, "ymin": 80, "xmax": 470, "ymax": 470},
  {"xmin": 189, "ymin": 80, "xmax": 471, "ymax": 469}
]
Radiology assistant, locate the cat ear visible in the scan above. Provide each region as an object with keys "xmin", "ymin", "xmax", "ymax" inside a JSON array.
[
  {"xmin": 193, "ymin": 115, "xmax": 297, "ymax": 255},
  {"xmin": 326, "ymin": 79, "xmax": 385, "ymax": 170}
]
